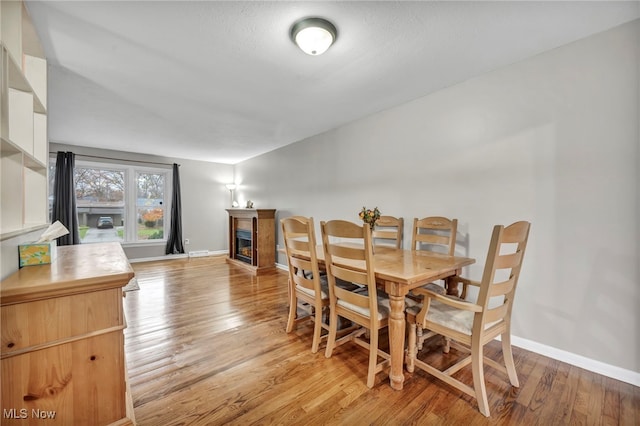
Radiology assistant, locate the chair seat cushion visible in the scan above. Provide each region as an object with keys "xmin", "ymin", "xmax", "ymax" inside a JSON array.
[
  {"xmin": 337, "ymin": 294, "xmax": 390, "ymax": 320},
  {"xmin": 297, "ymin": 275, "xmax": 363, "ymax": 300},
  {"xmin": 356, "ymin": 287, "xmax": 420, "ymax": 308},
  {"xmin": 423, "ymin": 299, "xmax": 474, "ymax": 335},
  {"xmin": 422, "ymin": 282, "xmax": 446, "ymax": 295},
  {"xmin": 407, "ymin": 298, "xmax": 500, "ymax": 335},
  {"xmin": 335, "ymin": 277, "xmax": 362, "ymax": 291},
  {"xmin": 413, "ymin": 282, "xmax": 446, "ymax": 295},
  {"xmin": 407, "ymin": 282, "xmax": 446, "ymax": 303},
  {"xmin": 341, "ymin": 288, "xmax": 418, "ymax": 320},
  {"xmin": 296, "ymin": 283, "xmax": 328, "ymax": 299},
  {"xmin": 297, "ymin": 274, "xmax": 330, "ymax": 299}
]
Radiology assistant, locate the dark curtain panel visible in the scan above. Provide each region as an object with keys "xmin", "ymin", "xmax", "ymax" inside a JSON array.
[
  {"xmin": 52, "ymin": 151, "xmax": 80, "ymax": 245},
  {"xmin": 165, "ymin": 163, "xmax": 184, "ymax": 254}
]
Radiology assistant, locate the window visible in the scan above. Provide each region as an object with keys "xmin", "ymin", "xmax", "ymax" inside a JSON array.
[
  {"xmin": 49, "ymin": 159, "xmax": 171, "ymax": 245},
  {"xmin": 136, "ymin": 172, "xmax": 166, "ymax": 241}
]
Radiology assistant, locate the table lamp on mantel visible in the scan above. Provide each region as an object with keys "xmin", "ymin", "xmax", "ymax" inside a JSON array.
[{"xmin": 225, "ymin": 184, "xmax": 237, "ymax": 207}]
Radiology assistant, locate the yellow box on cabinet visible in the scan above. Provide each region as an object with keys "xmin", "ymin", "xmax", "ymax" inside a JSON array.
[{"xmin": 18, "ymin": 240, "xmax": 56, "ymax": 267}]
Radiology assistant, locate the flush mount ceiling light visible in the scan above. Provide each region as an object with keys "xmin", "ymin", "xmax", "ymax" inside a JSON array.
[{"xmin": 290, "ymin": 17, "xmax": 337, "ymax": 56}]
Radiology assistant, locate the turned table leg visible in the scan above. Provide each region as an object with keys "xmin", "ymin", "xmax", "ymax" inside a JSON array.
[{"xmin": 387, "ymin": 292, "xmax": 406, "ymax": 390}]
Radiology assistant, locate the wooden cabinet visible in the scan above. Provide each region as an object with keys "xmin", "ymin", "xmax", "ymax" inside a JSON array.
[
  {"xmin": 1, "ymin": 243, "xmax": 136, "ymax": 425},
  {"xmin": 226, "ymin": 209, "xmax": 276, "ymax": 275},
  {"xmin": 1, "ymin": 0, "xmax": 48, "ymax": 240}
]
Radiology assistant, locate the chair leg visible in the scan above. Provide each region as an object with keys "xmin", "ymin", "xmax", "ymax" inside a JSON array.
[
  {"xmin": 367, "ymin": 328, "xmax": 379, "ymax": 388},
  {"xmin": 310, "ymin": 306, "xmax": 324, "ymax": 354},
  {"xmin": 417, "ymin": 326, "xmax": 424, "ymax": 351},
  {"xmin": 471, "ymin": 340, "xmax": 490, "ymax": 417},
  {"xmin": 443, "ymin": 336, "xmax": 451, "ymax": 353},
  {"xmin": 286, "ymin": 285, "xmax": 296, "ymax": 333},
  {"xmin": 406, "ymin": 322, "xmax": 416, "ymax": 373},
  {"xmin": 324, "ymin": 308, "xmax": 338, "ymax": 358},
  {"xmin": 501, "ymin": 332, "xmax": 519, "ymax": 387}
]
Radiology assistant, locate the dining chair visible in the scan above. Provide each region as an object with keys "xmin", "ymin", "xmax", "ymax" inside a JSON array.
[
  {"xmin": 281, "ymin": 216, "xmax": 330, "ymax": 353},
  {"xmin": 320, "ymin": 219, "xmax": 391, "ymax": 388},
  {"xmin": 411, "ymin": 216, "xmax": 458, "ymax": 255},
  {"xmin": 405, "ymin": 221, "xmax": 531, "ymax": 417},
  {"xmin": 371, "ymin": 215, "xmax": 404, "ymax": 249},
  {"xmin": 411, "ymin": 216, "xmax": 459, "ymax": 296}
]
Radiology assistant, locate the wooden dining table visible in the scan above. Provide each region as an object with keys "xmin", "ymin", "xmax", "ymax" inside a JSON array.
[{"xmin": 315, "ymin": 245, "xmax": 475, "ymax": 390}]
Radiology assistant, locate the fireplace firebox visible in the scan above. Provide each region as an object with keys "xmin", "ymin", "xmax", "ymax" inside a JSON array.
[{"xmin": 235, "ymin": 229, "xmax": 252, "ymax": 264}]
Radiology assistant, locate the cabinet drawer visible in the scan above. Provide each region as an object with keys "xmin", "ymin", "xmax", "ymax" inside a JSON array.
[
  {"xmin": 1, "ymin": 331, "xmax": 127, "ymax": 425},
  {"xmin": 1, "ymin": 288, "xmax": 123, "ymax": 357}
]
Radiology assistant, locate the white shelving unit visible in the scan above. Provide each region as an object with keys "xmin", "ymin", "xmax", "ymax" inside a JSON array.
[{"xmin": 1, "ymin": 0, "xmax": 48, "ymax": 240}]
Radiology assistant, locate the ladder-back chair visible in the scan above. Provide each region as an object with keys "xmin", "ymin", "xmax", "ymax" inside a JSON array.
[
  {"xmin": 320, "ymin": 219, "xmax": 391, "ymax": 388},
  {"xmin": 281, "ymin": 216, "xmax": 329, "ymax": 353},
  {"xmin": 406, "ymin": 221, "xmax": 531, "ymax": 417},
  {"xmin": 372, "ymin": 215, "xmax": 404, "ymax": 249}
]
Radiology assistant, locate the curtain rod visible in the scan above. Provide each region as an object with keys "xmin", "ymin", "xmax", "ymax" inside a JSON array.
[{"xmin": 50, "ymin": 152, "xmax": 179, "ymax": 167}]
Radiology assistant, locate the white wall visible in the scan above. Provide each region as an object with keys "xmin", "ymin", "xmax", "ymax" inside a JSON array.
[
  {"xmin": 234, "ymin": 21, "xmax": 639, "ymax": 375},
  {"xmin": 49, "ymin": 143, "xmax": 234, "ymax": 260}
]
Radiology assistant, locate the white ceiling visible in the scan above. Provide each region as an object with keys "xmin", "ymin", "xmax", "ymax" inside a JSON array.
[{"xmin": 26, "ymin": 1, "xmax": 639, "ymax": 164}]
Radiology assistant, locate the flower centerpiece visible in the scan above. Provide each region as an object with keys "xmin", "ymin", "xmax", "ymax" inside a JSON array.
[{"xmin": 359, "ymin": 206, "xmax": 381, "ymax": 230}]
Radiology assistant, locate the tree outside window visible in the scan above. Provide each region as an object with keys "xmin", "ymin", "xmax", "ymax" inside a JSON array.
[{"xmin": 136, "ymin": 172, "xmax": 165, "ymax": 241}]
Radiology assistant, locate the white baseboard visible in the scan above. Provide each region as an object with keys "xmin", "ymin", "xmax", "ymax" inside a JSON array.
[
  {"xmin": 129, "ymin": 253, "xmax": 188, "ymax": 263},
  {"xmin": 509, "ymin": 335, "xmax": 640, "ymax": 387},
  {"xmin": 129, "ymin": 250, "xmax": 226, "ymax": 263}
]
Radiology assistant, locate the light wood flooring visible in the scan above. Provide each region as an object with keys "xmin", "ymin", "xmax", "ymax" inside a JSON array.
[{"xmin": 124, "ymin": 256, "xmax": 639, "ymax": 425}]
